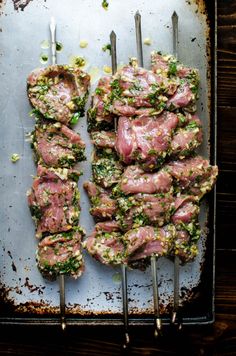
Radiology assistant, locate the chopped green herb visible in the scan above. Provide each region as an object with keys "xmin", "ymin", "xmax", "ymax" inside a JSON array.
[
  {"xmin": 73, "ymin": 56, "xmax": 86, "ymax": 67},
  {"xmin": 168, "ymin": 62, "xmax": 177, "ymax": 76},
  {"xmin": 70, "ymin": 113, "xmax": 80, "ymax": 125},
  {"xmin": 40, "ymin": 53, "xmax": 48, "ymax": 64},
  {"xmin": 56, "ymin": 42, "xmax": 63, "ymax": 52},
  {"xmin": 29, "ymin": 108, "xmax": 42, "ymax": 119},
  {"xmin": 102, "ymin": 0, "xmax": 109, "ymax": 10},
  {"xmin": 102, "ymin": 43, "xmax": 112, "ymax": 55},
  {"xmin": 95, "ymin": 87, "xmax": 104, "ymax": 96},
  {"xmin": 10, "ymin": 153, "xmax": 20, "ymax": 163}
]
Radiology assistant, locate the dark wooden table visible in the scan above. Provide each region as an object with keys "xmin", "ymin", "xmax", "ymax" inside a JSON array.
[{"xmin": 1, "ymin": 1, "xmax": 236, "ymax": 355}]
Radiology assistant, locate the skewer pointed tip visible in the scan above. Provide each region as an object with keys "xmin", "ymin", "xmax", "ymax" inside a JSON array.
[
  {"xmin": 135, "ymin": 10, "xmax": 141, "ymax": 18},
  {"xmin": 172, "ymin": 11, "xmax": 178, "ymax": 19},
  {"xmin": 172, "ymin": 11, "xmax": 178, "ymax": 25},
  {"xmin": 122, "ymin": 332, "xmax": 130, "ymax": 349},
  {"xmin": 61, "ymin": 321, "xmax": 66, "ymax": 331},
  {"xmin": 110, "ymin": 30, "xmax": 116, "ymax": 39}
]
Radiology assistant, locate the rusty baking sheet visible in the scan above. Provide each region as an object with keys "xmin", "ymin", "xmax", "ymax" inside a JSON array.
[{"xmin": 0, "ymin": 0, "xmax": 217, "ymax": 325}]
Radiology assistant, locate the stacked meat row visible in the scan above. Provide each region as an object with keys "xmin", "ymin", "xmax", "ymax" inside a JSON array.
[
  {"xmin": 84, "ymin": 52, "xmax": 218, "ymax": 268},
  {"xmin": 26, "ymin": 65, "xmax": 90, "ymax": 280}
]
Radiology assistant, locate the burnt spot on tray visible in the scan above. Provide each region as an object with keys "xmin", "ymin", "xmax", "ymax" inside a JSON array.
[
  {"xmin": 12, "ymin": 0, "xmax": 33, "ymax": 11},
  {"xmin": 11, "ymin": 262, "xmax": 17, "ymax": 272}
]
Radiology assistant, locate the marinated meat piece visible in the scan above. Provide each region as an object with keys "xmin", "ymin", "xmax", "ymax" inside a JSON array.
[
  {"xmin": 172, "ymin": 222, "xmax": 201, "ymax": 263},
  {"xmin": 166, "ymin": 82, "xmax": 195, "ymax": 112},
  {"xmin": 119, "ymin": 165, "xmax": 172, "ymax": 195},
  {"xmin": 92, "ymin": 157, "xmax": 123, "ymax": 188},
  {"xmin": 87, "ymin": 77, "xmax": 115, "ymax": 131},
  {"xmin": 128, "ymin": 225, "xmax": 175, "ymax": 262},
  {"xmin": 151, "ymin": 52, "xmax": 170, "ymax": 75},
  {"xmin": 95, "ymin": 220, "xmax": 121, "ymax": 232},
  {"xmin": 84, "ymin": 181, "xmax": 117, "ymax": 220},
  {"xmin": 32, "ymin": 122, "xmax": 86, "ymax": 167},
  {"xmin": 171, "ymin": 195, "xmax": 199, "ymax": 224},
  {"xmin": 151, "ymin": 52, "xmax": 199, "ymax": 113},
  {"xmin": 110, "ymin": 63, "xmax": 176, "ymax": 116},
  {"xmin": 116, "ymin": 193, "xmax": 175, "ymax": 230},
  {"xmin": 27, "ymin": 166, "xmax": 81, "ymax": 238},
  {"xmin": 91, "ymin": 131, "xmax": 116, "ymax": 148},
  {"xmin": 28, "ymin": 65, "xmax": 90, "ymax": 125},
  {"xmin": 170, "ymin": 115, "xmax": 203, "ymax": 157},
  {"xmin": 115, "ymin": 112, "xmax": 179, "ymax": 168},
  {"xmin": 151, "ymin": 51, "xmax": 198, "ymax": 81},
  {"xmin": 84, "ymin": 222, "xmax": 124, "ymax": 265},
  {"xmin": 165, "ymin": 156, "xmax": 218, "ymax": 199},
  {"xmin": 36, "ymin": 229, "xmax": 85, "ymax": 280}
]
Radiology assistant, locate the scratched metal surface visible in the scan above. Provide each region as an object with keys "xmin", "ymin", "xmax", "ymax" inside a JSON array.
[{"xmin": 0, "ymin": 0, "xmax": 214, "ymax": 324}]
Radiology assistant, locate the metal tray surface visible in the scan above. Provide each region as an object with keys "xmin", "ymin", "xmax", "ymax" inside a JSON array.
[{"xmin": 0, "ymin": 0, "xmax": 216, "ymax": 325}]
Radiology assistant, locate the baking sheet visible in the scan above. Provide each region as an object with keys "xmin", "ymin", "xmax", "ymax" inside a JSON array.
[{"xmin": 0, "ymin": 0, "xmax": 216, "ymax": 325}]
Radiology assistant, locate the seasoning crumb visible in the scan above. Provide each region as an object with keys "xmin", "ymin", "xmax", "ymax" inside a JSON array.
[
  {"xmin": 11, "ymin": 153, "xmax": 20, "ymax": 163},
  {"xmin": 103, "ymin": 65, "xmax": 112, "ymax": 74},
  {"xmin": 40, "ymin": 39, "xmax": 49, "ymax": 49},
  {"xmin": 102, "ymin": 0, "xmax": 109, "ymax": 10},
  {"xmin": 144, "ymin": 38, "xmax": 152, "ymax": 46},
  {"xmin": 79, "ymin": 40, "xmax": 88, "ymax": 48}
]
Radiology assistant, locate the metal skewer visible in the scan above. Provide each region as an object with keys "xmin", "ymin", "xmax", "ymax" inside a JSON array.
[
  {"xmin": 110, "ymin": 31, "xmax": 130, "ymax": 349},
  {"xmin": 171, "ymin": 11, "xmax": 182, "ymax": 330},
  {"xmin": 50, "ymin": 16, "xmax": 66, "ymax": 331},
  {"xmin": 134, "ymin": 10, "xmax": 162, "ymax": 338}
]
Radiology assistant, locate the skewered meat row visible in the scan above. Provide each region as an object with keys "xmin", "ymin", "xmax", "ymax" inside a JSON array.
[
  {"xmin": 84, "ymin": 220, "xmax": 200, "ymax": 266},
  {"xmin": 88, "ymin": 53, "xmax": 199, "ymax": 131},
  {"xmin": 84, "ymin": 51, "xmax": 218, "ymax": 267},
  {"xmin": 27, "ymin": 64, "xmax": 90, "ymax": 280}
]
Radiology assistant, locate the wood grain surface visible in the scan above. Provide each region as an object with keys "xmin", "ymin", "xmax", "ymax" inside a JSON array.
[{"xmin": 1, "ymin": 0, "xmax": 236, "ymax": 355}]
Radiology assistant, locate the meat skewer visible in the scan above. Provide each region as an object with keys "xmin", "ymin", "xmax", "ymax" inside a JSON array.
[
  {"xmin": 110, "ymin": 30, "xmax": 130, "ymax": 349},
  {"xmin": 134, "ymin": 10, "xmax": 162, "ymax": 337},
  {"xmin": 171, "ymin": 11, "xmax": 182, "ymax": 330},
  {"xmin": 50, "ymin": 16, "xmax": 66, "ymax": 331}
]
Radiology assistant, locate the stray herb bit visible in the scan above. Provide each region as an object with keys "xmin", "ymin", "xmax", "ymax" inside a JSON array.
[
  {"xmin": 56, "ymin": 42, "xmax": 63, "ymax": 52},
  {"xmin": 102, "ymin": 44, "xmax": 111, "ymax": 55},
  {"xmin": 11, "ymin": 154, "xmax": 20, "ymax": 163},
  {"xmin": 70, "ymin": 113, "xmax": 80, "ymax": 125},
  {"xmin": 102, "ymin": 0, "xmax": 109, "ymax": 10},
  {"xmin": 74, "ymin": 56, "xmax": 86, "ymax": 67},
  {"xmin": 168, "ymin": 62, "xmax": 177, "ymax": 76},
  {"xmin": 80, "ymin": 40, "xmax": 88, "ymax": 48},
  {"xmin": 40, "ymin": 53, "xmax": 48, "ymax": 64}
]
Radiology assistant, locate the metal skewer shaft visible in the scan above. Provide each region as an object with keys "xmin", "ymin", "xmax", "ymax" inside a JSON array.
[
  {"xmin": 134, "ymin": 11, "xmax": 162, "ymax": 337},
  {"xmin": 50, "ymin": 16, "xmax": 66, "ymax": 331},
  {"xmin": 171, "ymin": 11, "xmax": 182, "ymax": 330},
  {"xmin": 110, "ymin": 30, "xmax": 130, "ymax": 349},
  {"xmin": 59, "ymin": 274, "xmax": 66, "ymax": 331},
  {"xmin": 50, "ymin": 16, "xmax": 57, "ymax": 65},
  {"xmin": 134, "ymin": 11, "xmax": 144, "ymax": 68}
]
